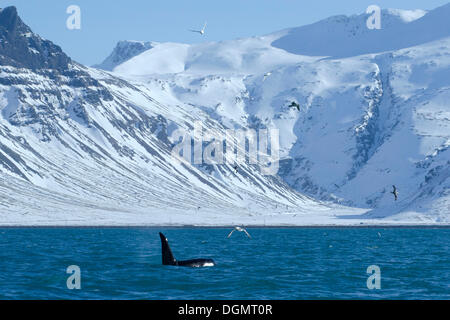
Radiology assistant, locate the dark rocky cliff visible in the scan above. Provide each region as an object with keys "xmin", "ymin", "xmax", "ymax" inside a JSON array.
[{"xmin": 0, "ymin": 6, "xmax": 71, "ymax": 71}]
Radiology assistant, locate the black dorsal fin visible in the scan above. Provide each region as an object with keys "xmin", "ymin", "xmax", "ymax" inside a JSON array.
[{"xmin": 159, "ymin": 232, "xmax": 176, "ymax": 265}]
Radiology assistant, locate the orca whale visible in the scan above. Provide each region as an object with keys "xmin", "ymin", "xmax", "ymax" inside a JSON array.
[{"xmin": 159, "ymin": 232, "xmax": 215, "ymax": 268}]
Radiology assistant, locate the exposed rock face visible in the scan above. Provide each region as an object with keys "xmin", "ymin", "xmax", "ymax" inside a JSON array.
[
  {"xmin": 94, "ymin": 40, "xmax": 153, "ymax": 71},
  {"xmin": 0, "ymin": 6, "xmax": 71, "ymax": 71}
]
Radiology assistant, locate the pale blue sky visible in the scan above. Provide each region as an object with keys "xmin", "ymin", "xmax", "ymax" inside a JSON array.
[{"xmin": 1, "ymin": 0, "xmax": 448, "ymax": 66}]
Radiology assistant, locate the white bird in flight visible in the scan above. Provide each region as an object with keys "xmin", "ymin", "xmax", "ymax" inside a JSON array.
[
  {"xmin": 227, "ymin": 227, "xmax": 251, "ymax": 239},
  {"xmin": 189, "ymin": 22, "xmax": 207, "ymax": 35}
]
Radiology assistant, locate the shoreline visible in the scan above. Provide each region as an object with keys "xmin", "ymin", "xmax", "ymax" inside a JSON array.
[{"xmin": 0, "ymin": 224, "xmax": 449, "ymax": 229}]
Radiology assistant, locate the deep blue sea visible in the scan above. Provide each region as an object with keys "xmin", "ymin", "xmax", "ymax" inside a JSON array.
[{"xmin": 0, "ymin": 228, "xmax": 448, "ymax": 300}]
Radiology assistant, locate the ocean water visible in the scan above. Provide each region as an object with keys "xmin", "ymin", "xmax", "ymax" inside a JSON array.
[{"xmin": 0, "ymin": 228, "xmax": 448, "ymax": 300}]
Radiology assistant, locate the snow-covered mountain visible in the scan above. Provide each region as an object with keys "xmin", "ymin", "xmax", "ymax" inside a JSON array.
[
  {"xmin": 271, "ymin": 6, "xmax": 449, "ymax": 58},
  {"xmin": 1, "ymin": 6, "xmax": 360, "ymax": 226},
  {"xmin": 0, "ymin": 4, "xmax": 448, "ymax": 225},
  {"xmin": 95, "ymin": 4, "xmax": 450, "ymax": 223}
]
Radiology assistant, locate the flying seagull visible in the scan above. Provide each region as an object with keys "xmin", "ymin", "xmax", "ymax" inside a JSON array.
[
  {"xmin": 391, "ymin": 185, "xmax": 399, "ymax": 201},
  {"xmin": 263, "ymin": 72, "xmax": 272, "ymax": 81},
  {"xmin": 189, "ymin": 21, "xmax": 207, "ymax": 35},
  {"xmin": 227, "ymin": 227, "xmax": 251, "ymax": 239}
]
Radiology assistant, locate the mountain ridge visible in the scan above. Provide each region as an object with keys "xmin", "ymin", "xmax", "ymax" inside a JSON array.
[
  {"xmin": 96, "ymin": 4, "xmax": 450, "ymax": 74},
  {"xmin": 271, "ymin": 4, "xmax": 450, "ymax": 58}
]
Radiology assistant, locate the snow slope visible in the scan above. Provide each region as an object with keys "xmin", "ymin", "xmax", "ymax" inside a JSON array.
[{"xmin": 96, "ymin": 4, "xmax": 450, "ymax": 223}]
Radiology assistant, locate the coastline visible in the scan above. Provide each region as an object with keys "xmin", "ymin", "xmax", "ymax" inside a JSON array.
[{"xmin": 1, "ymin": 224, "xmax": 449, "ymax": 228}]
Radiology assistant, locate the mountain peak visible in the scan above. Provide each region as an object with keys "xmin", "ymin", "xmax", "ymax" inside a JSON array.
[
  {"xmin": 94, "ymin": 40, "xmax": 153, "ymax": 71},
  {"xmin": 0, "ymin": 6, "xmax": 20, "ymax": 31},
  {"xmin": 0, "ymin": 6, "xmax": 71, "ymax": 71},
  {"xmin": 386, "ymin": 8, "xmax": 427, "ymax": 23}
]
